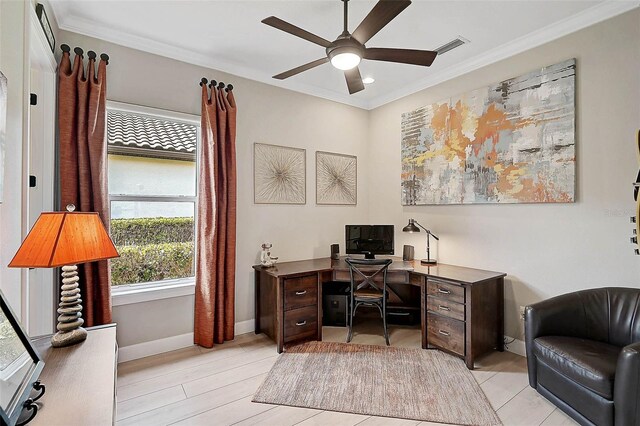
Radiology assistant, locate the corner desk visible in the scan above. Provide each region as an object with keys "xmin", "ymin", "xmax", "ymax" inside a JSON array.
[{"xmin": 253, "ymin": 257, "xmax": 506, "ymax": 369}]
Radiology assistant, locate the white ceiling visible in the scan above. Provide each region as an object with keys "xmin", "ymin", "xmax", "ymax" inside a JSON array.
[{"xmin": 49, "ymin": 0, "xmax": 637, "ymax": 109}]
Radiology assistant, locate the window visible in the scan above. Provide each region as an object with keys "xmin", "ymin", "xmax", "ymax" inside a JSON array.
[{"xmin": 107, "ymin": 102, "xmax": 200, "ymax": 289}]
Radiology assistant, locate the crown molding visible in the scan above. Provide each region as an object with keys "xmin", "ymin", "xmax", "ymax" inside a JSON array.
[
  {"xmin": 49, "ymin": 6, "xmax": 369, "ymax": 109},
  {"xmin": 50, "ymin": 1, "xmax": 638, "ymax": 111},
  {"xmin": 366, "ymin": 0, "xmax": 639, "ymax": 109}
]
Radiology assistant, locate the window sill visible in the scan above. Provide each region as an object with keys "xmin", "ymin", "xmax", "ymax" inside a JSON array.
[{"xmin": 111, "ymin": 278, "xmax": 196, "ymax": 307}]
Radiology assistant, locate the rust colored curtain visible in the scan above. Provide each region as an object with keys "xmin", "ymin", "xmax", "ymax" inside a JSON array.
[
  {"xmin": 58, "ymin": 48, "xmax": 111, "ymax": 326},
  {"xmin": 194, "ymin": 82, "xmax": 237, "ymax": 348}
]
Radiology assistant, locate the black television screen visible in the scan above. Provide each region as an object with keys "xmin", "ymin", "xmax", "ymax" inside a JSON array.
[{"xmin": 345, "ymin": 225, "xmax": 394, "ymax": 257}]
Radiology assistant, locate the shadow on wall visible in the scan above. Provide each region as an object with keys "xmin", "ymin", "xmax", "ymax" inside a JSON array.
[{"xmin": 503, "ymin": 276, "xmax": 546, "ymax": 338}]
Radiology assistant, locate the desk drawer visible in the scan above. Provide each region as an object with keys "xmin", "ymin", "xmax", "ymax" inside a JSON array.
[
  {"xmin": 284, "ymin": 275, "xmax": 317, "ymax": 310},
  {"xmin": 427, "ymin": 296, "xmax": 465, "ymax": 322},
  {"xmin": 427, "ymin": 279, "xmax": 465, "ymax": 304},
  {"xmin": 427, "ymin": 313, "xmax": 465, "ymax": 356},
  {"xmin": 284, "ymin": 306, "xmax": 318, "ymax": 343},
  {"xmin": 409, "ymin": 273, "xmax": 424, "ymax": 286}
]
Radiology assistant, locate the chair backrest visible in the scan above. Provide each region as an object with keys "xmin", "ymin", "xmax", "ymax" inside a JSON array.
[
  {"xmin": 344, "ymin": 258, "xmax": 393, "ymax": 292},
  {"xmin": 574, "ymin": 287, "xmax": 640, "ymax": 347}
]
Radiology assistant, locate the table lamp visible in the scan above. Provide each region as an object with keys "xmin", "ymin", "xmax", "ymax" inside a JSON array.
[
  {"xmin": 402, "ymin": 218, "xmax": 439, "ymax": 265},
  {"xmin": 8, "ymin": 205, "xmax": 119, "ymax": 347}
]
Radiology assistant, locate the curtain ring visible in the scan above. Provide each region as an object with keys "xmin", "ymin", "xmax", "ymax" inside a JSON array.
[
  {"xmin": 217, "ymin": 82, "xmax": 225, "ymax": 89},
  {"xmin": 100, "ymin": 53, "xmax": 109, "ymax": 65},
  {"xmin": 200, "ymin": 77, "xmax": 208, "ymax": 87},
  {"xmin": 74, "ymin": 47, "xmax": 84, "ymax": 56},
  {"xmin": 208, "ymin": 80, "xmax": 217, "ymax": 88},
  {"xmin": 60, "ymin": 44, "xmax": 70, "ymax": 53},
  {"xmin": 87, "ymin": 51, "xmax": 97, "ymax": 60},
  {"xmin": 225, "ymin": 84, "xmax": 234, "ymax": 92}
]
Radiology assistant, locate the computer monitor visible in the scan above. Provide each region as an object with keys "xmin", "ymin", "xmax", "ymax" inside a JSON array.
[{"xmin": 345, "ymin": 225, "xmax": 394, "ymax": 259}]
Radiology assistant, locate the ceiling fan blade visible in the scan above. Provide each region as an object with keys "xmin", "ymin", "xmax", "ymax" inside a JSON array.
[
  {"xmin": 364, "ymin": 48, "xmax": 437, "ymax": 66},
  {"xmin": 262, "ymin": 16, "xmax": 332, "ymax": 48},
  {"xmin": 273, "ymin": 57, "xmax": 329, "ymax": 80},
  {"xmin": 351, "ymin": 0, "xmax": 411, "ymax": 45},
  {"xmin": 344, "ymin": 67, "xmax": 365, "ymax": 94}
]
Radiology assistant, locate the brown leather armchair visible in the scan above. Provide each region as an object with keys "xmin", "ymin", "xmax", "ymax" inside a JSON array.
[{"xmin": 525, "ymin": 287, "xmax": 640, "ymax": 426}]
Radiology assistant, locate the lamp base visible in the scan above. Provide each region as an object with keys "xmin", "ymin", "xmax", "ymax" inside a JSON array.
[
  {"xmin": 420, "ymin": 259, "xmax": 437, "ymax": 265},
  {"xmin": 51, "ymin": 327, "xmax": 87, "ymax": 347},
  {"xmin": 53, "ymin": 265, "xmax": 87, "ymax": 348}
]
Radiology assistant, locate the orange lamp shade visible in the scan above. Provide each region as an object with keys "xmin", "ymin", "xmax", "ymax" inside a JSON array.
[{"xmin": 8, "ymin": 211, "xmax": 119, "ymax": 268}]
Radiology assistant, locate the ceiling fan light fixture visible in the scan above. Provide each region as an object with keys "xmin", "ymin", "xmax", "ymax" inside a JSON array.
[
  {"xmin": 263, "ymin": 0, "xmax": 436, "ymax": 95},
  {"xmin": 330, "ymin": 51, "xmax": 361, "ymax": 70}
]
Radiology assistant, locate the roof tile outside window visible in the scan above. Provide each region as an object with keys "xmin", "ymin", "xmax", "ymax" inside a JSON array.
[{"xmin": 107, "ymin": 110, "xmax": 197, "ymax": 161}]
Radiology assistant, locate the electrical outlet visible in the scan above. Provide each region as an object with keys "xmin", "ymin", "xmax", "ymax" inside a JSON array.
[{"xmin": 519, "ymin": 305, "xmax": 526, "ymax": 337}]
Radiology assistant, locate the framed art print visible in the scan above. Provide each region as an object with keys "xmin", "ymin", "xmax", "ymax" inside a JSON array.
[
  {"xmin": 316, "ymin": 151, "xmax": 357, "ymax": 205},
  {"xmin": 254, "ymin": 143, "xmax": 306, "ymax": 204}
]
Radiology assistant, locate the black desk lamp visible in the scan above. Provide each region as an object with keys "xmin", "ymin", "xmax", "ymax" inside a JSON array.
[{"xmin": 402, "ymin": 219, "xmax": 439, "ymax": 265}]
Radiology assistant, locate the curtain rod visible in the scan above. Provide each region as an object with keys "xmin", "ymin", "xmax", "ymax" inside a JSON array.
[
  {"xmin": 60, "ymin": 44, "xmax": 109, "ymax": 64},
  {"xmin": 199, "ymin": 77, "xmax": 233, "ymax": 92}
]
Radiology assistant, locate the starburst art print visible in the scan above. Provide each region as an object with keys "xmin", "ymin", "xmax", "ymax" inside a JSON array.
[
  {"xmin": 254, "ymin": 143, "xmax": 306, "ymax": 204},
  {"xmin": 316, "ymin": 151, "xmax": 357, "ymax": 205}
]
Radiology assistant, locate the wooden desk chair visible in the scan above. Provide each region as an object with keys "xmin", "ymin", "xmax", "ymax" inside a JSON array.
[{"xmin": 345, "ymin": 258, "xmax": 393, "ymax": 346}]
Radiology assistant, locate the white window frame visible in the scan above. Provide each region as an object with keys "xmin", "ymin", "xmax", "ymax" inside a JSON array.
[{"xmin": 106, "ymin": 101, "xmax": 200, "ymax": 306}]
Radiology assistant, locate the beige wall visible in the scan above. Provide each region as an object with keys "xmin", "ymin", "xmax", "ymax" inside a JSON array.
[
  {"xmin": 368, "ymin": 10, "xmax": 640, "ymax": 339},
  {"xmin": 58, "ymin": 30, "xmax": 371, "ymax": 347}
]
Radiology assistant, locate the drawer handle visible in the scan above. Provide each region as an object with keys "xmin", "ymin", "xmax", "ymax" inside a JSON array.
[
  {"xmin": 296, "ymin": 320, "xmax": 307, "ymax": 326},
  {"xmin": 295, "ymin": 290, "xmax": 307, "ymax": 296},
  {"xmin": 438, "ymin": 330, "xmax": 450, "ymax": 336},
  {"xmin": 438, "ymin": 305, "xmax": 451, "ymax": 311},
  {"xmin": 437, "ymin": 288, "xmax": 451, "ymax": 294}
]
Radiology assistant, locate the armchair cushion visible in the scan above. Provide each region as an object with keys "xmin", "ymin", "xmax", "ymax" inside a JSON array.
[{"xmin": 534, "ymin": 336, "xmax": 622, "ymax": 399}]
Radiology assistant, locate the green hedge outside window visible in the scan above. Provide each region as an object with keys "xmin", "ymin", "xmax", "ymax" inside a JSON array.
[{"xmin": 110, "ymin": 217, "xmax": 194, "ymax": 286}]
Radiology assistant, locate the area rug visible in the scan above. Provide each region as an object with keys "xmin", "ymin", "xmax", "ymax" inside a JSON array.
[{"xmin": 252, "ymin": 341, "xmax": 501, "ymax": 425}]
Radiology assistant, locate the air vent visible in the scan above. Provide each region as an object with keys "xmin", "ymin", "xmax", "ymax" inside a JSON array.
[{"xmin": 435, "ymin": 37, "xmax": 469, "ymax": 56}]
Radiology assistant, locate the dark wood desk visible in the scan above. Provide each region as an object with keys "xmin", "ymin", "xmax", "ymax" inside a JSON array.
[{"xmin": 253, "ymin": 257, "xmax": 506, "ymax": 369}]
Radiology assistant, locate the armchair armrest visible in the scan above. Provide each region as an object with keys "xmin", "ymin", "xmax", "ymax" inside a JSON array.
[
  {"xmin": 524, "ymin": 292, "xmax": 588, "ymax": 388},
  {"xmin": 614, "ymin": 342, "xmax": 640, "ymax": 426}
]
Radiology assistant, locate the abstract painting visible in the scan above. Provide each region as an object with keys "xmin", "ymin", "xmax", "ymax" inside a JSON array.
[
  {"xmin": 401, "ymin": 59, "xmax": 576, "ymax": 205},
  {"xmin": 254, "ymin": 143, "xmax": 306, "ymax": 204},
  {"xmin": 316, "ymin": 151, "xmax": 357, "ymax": 205}
]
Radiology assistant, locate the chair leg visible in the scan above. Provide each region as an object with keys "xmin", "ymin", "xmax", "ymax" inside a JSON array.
[
  {"xmin": 347, "ymin": 301, "xmax": 355, "ymax": 343},
  {"xmin": 382, "ymin": 301, "xmax": 389, "ymax": 346},
  {"xmin": 371, "ymin": 302, "xmax": 390, "ymax": 346}
]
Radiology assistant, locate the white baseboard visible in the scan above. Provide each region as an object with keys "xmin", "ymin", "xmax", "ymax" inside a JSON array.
[
  {"xmin": 118, "ymin": 322, "xmax": 523, "ymax": 362},
  {"xmin": 235, "ymin": 319, "xmax": 255, "ymax": 335},
  {"xmin": 504, "ymin": 336, "xmax": 527, "ymax": 357},
  {"xmin": 118, "ymin": 332, "xmax": 195, "ymax": 363},
  {"xmin": 117, "ymin": 319, "xmax": 257, "ymax": 363}
]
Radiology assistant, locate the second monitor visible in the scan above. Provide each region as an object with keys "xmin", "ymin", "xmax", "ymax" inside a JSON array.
[{"xmin": 345, "ymin": 225, "xmax": 394, "ymax": 259}]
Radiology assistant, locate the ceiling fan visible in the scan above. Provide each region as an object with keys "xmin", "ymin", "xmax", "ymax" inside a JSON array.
[{"xmin": 262, "ymin": 0, "xmax": 437, "ymax": 95}]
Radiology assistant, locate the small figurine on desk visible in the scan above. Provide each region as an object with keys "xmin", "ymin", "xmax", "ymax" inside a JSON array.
[{"xmin": 260, "ymin": 242, "xmax": 278, "ymax": 267}]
